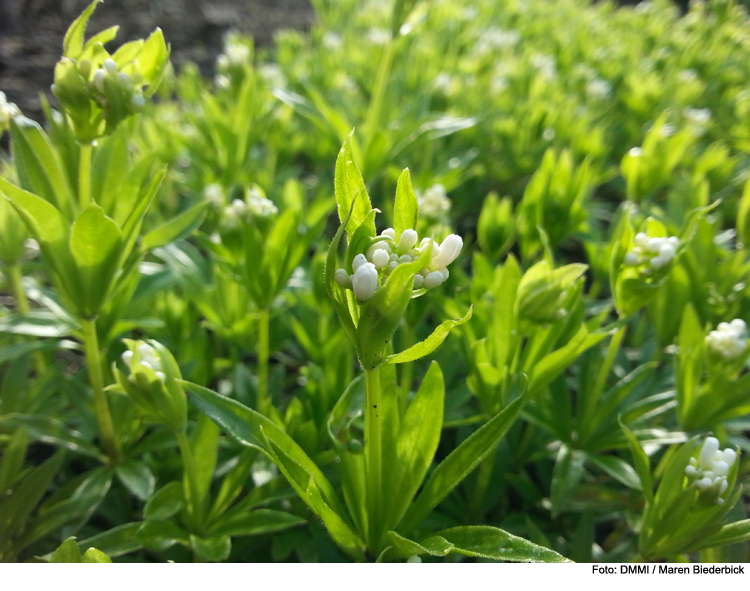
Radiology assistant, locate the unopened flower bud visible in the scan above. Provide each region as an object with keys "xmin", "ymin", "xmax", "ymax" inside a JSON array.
[
  {"xmin": 424, "ymin": 271, "xmax": 445, "ymax": 289},
  {"xmin": 352, "ymin": 253, "xmax": 368, "ymax": 272},
  {"xmin": 429, "ymin": 234, "xmax": 463, "ymax": 270},
  {"xmin": 371, "ymin": 249, "xmax": 389, "ymax": 269},
  {"xmin": 94, "ymin": 69, "xmax": 105, "ymax": 92},
  {"xmin": 130, "ymin": 95, "xmax": 145, "ymax": 111},
  {"xmin": 398, "ymin": 229, "xmax": 418, "ymax": 252},
  {"xmin": 381, "ymin": 228, "xmax": 396, "ymax": 240},
  {"xmin": 352, "ymin": 262, "xmax": 378, "ymax": 301},
  {"xmin": 334, "ymin": 268, "xmax": 352, "ymax": 288},
  {"xmin": 104, "ymin": 58, "xmax": 118, "ymax": 76},
  {"xmin": 413, "ymin": 274, "xmax": 424, "ymax": 289}
]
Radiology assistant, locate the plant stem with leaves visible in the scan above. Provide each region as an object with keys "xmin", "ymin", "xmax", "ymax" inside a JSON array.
[{"xmin": 365, "ymin": 366, "xmax": 383, "ymax": 552}]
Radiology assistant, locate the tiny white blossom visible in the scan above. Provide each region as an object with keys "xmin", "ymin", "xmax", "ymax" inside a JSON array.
[
  {"xmin": 104, "ymin": 58, "xmax": 118, "ymax": 76},
  {"xmin": 246, "ymin": 189, "xmax": 278, "ymax": 217},
  {"xmin": 371, "ymin": 249, "xmax": 390, "ymax": 270},
  {"xmin": 706, "ymin": 319, "xmax": 747, "ymax": 361},
  {"xmin": 334, "ymin": 268, "xmax": 352, "ymax": 288},
  {"xmin": 352, "ymin": 254, "xmax": 368, "ymax": 272},
  {"xmin": 398, "ymin": 229, "xmax": 418, "ymax": 252},
  {"xmin": 429, "ymin": 234, "xmax": 463, "ymax": 270},
  {"xmin": 352, "ymin": 262, "xmax": 378, "ymax": 301}
]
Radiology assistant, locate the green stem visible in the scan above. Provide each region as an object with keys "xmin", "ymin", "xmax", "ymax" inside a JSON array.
[
  {"xmin": 364, "ymin": 38, "xmax": 397, "ymax": 146},
  {"xmin": 81, "ymin": 317, "xmax": 119, "ymax": 462},
  {"xmin": 365, "ymin": 366, "xmax": 383, "ymax": 553},
  {"xmin": 257, "ymin": 308, "xmax": 270, "ymax": 415},
  {"xmin": 8, "ymin": 264, "xmax": 30, "ymax": 314},
  {"xmin": 177, "ymin": 431, "xmax": 204, "ymax": 532},
  {"xmin": 79, "ymin": 143, "xmax": 93, "ymax": 209}
]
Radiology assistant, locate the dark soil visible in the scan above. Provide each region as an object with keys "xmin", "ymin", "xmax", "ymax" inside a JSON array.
[{"xmin": 0, "ymin": 0, "xmax": 316, "ymax": 120}]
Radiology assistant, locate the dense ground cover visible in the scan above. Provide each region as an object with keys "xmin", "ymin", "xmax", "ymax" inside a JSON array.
[{"xmin": 1, "ymin": 0, "xmax": 750, "ymax": 563}]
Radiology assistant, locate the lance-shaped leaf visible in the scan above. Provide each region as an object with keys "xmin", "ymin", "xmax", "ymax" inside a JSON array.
[
  {"xmin": 142, "ymin": 201, "xmax": 208, "ymax": 251},
  {"xmin": 383, "ymin": 362, "xmax": 444, "ymax": 531},
  {"xmin": 307, "ymin": 478, "xmax": 366, "ymax": 562},
  {"xmin": 183, "ymin": 381, "xmax": 343, "ymax": 518},
  {"xmin": 384, "ymin": 306, "xmax": 472, "ymax": 364},
  {"xmin": 385, "ymin": 530, "xmax": 453, "ymax": 560},
  {"xmin": 70, "ymin": 204, "xmax": 124, "ymax": 318},
  {"xmin": 335, "ymin": 131, "xmax": 374, "ymax": 238},
  {"xmin": 399, "ymin": 396, "xmax": 524, "ymax": 533},
  {"xmin": 325, "ymin": 196, "xmax": 358, "ymax": 345},
  {"xmin": 425, "ymin": 526, "xmax": 572, "ymax": 563},
  {"xmin": 619, "ymin": 419, "xmax": 654, "ymax": 504},
  {"xmin": 63, "ymin": 0, "xmax": 102, "ymax": 59},
  {"xmin": 394, "ymin": 168, "xmax": 418, "ymax": 240}
]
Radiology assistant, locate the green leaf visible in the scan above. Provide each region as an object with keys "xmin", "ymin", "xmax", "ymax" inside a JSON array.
[
  {"xmin": 384, "ymin": 362, "xmax": 444, "ymax": 531},
  {"xmin": 384, "ymin": 306, "xmax": 472, "ymax": 364},
  {"xmin": 77, "ymin": 523, "xmax": 144, "ymax": 558},
  {"xmin": 144, "ymin": 481, "xmax": 184, "ymax": 521},
  {"xmin": 80, "ymin": 547, "xmax": 112, "ymax": 563},
  {"xmin": 0, "ymin": 414, "xmax": 103, "ymax": 460},
  {"xmin": 428, "ymin": 526, "xmax": 572, "ymax": 563},
  {"xmin": 550, "ymin": 445, "xmax": 586, "ymax": 517},
  {"xmin": 210, "ymin": 509, "xmax": 306, "ymax": 537},
  {"xmin": 183, "ymin": 381, "xmax": 343, "ymax": 517},
  {"xmin": 619, "ymin": 419, "xmax": 653, "ymax": 504},
  {"xmin": 50, "ymin": 537, "xmax": 82, "ymax": 563},
  {"xmin": 115, "ymin": 460, "xmax": 155, "ymax": 502},
  {"xmin": 142, "ymin": 201, "xmax": 209, "ymax": 251},
  {"xmin": 385, "ymin": 530, "xmax": 453, "ymax": 559},
  {"xmin": 400, "ymin": 396, "xmax": 524, "ymax": 533},
  {"xmin": 69, "ymin": 204, "xmax": 124, "ymax": 317},
  {"xmin": 10, "ymin": 117, "xmax": 75, "ymax": 219},
  {"xmin": 63, "ymin": 0, "xmax": 102, "ymax": 59},
  {"xmin": 190, "ymin": 534, "xmax": 231, "ymax": 563},
  {"xmin": 588, "ymin": 454, "xmax": 642, "ymax": 490},
  {"xmin": 190, "ymin": 413, "xmax": 220, "ymax": 513},
  {"xmin": 136, "ymin": 519, "xmax": 190, "ymax": 551},
  {"xmin": 690, "ymin": 519, "xmax": 750, "ymax": 552},
  {"xmin": 306, "ymin": 478, "xmax": 366, "ymax": 561},
  {"xmin": 0, "ymin": 427, "xmax": 29, "ymax": 493},
  {"xmin": 394, "ymin": 168, "xmax": 418, "ymax": 240},
  {"xmin": 334, "ymin": 131, "xmax": 374, "ymax": 237}
]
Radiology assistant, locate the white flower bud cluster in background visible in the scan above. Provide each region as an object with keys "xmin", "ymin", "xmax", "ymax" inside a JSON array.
[
  {"xmin": 0, "ymin": 91, "xmax": 21, "ymax": 132},
  {"xmin": 203, "ymin": 184, "xmax": 225, "ymax": 208},
  {"xmin": 90, "ymin": 58, "xmax": 146, "ymax": 113},
  {"xmin": 417, "ymin": 184, "xmax": 452, "ymax": 221},
  {"xmin": 334, "ymin": 228, "xmax": 463, "ymax": 302},
  {"xmin": 623, "ymin": 232, "xmax": 679, "ymax": 272},
  {"xmin": 221, "ymin": 188, "xmax": 278, "ymax": 227},
  {"xmin": 122, "ymin": 343, "xmax": 166, "ymax": 382},
  {"xmin": 684, "ymin": 437, "xmax": 737, "ymax": 504},
  {"xmin": 706, "ymin": 319, "xmax": 747, "ymax": 361}
]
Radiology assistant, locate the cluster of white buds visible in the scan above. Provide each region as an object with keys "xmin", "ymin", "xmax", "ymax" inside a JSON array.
[
  {"xmin": 217, "ymin": 40, "xmax": 251, "ymax": 70},
  {"xmin": 685, "ymin": 437, "xmax": 737, "ymax": 504},
  {"xmin": 417, "ymin": 184, "xmax": 452, "ymax": 220},
  {"xmin": 623, "ymin": 232, "xmax": 679, "ymax": 271},
  {"xmin": 706, "ymin": 319, "xmax": 747, "ymax": 361},
  {"xmin": 90, "ymin": 58, "xmax": 146, "ymax": 112},
  {"xmin": 122, "ymin": 343, "xmax": 166, "ymax": 382},
  {"xmin": 203, "ymin": 183, "xmax": 225, "ymax": 208},
  {"xmin": 334, "ymin": 228, "xmax": 463, "ymax": 302},
  {"xmin": 0, "ymin": 91, "xmax": 21, "ymax": 132},
  {"xmin": 246, "ymin": 188, "xmax": 278, "ymax": 217}
]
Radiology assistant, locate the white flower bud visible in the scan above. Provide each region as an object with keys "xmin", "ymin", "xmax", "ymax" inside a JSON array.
[
  {"xmin": 658, "ymin": 242, "xmax": 675, "ymax": 261},
  {"xmin": 407, "ymin": 556, "xmax": 421, "ymax": 564},
  {"xmin": 634, "ymin": 233, "xmax": 648, "ymax": 248},
  {"xmin": 720, "ymin": 449, "xmax": 737, "ymax": 466},
  {"xmin": 104, "ymin": 58, "xmax": 118, "ymax": 76},
  {"xmin": 429, "ymin": 234, "xmax": 463, "ymax": 270},
  {"xmin": 696, "ymin": 478, "xmax": 713, "ymax": 491},
  {"xmin": 141, "ymin": 360, "xmax": 154, "ymax": 372},
  {"xmin": 624, "ymin": 252, "xmax": 639, "ymax": 266},
  {"xmin": 413, "ymin": 274, "xmax": 424, "ymax": 289},
  {"xmin": 438, "ymin": 268, "xmax": 449, "ymax": 281},
  {"xmin": 130, "ymin": 95, "xmax": 145, "ymax": 111},
  {"xmin": 719, "ymin": 480, "xmax": 728, "ymax": 495},
  {"xmin": 352, "ymin": 262, "xmax": 378, "ymax": 301},
  {"xmin": 386, "ymin": 261, "xmax": 399, "ymax": 274},
  {"xmin": 389, "ymin": 254, "xmax": 399, "ymax": 263},
  {"xmin": 122, "ymin": 350, "xmax": 133, "ymax": 367},
  {"xmin": 424, "ymin": 271, "xmax": 445, "ymax": 289},
  {"xmin": 367, "ymin": 241, "xmax": 391, "ymax": 260},
  {"xmin": 334, "ymin": 268, "xmax": 352, "ymax": 288},
  {"xmin": 371, "ymin": 249, "xmax": 390, "ymax": 270},
  {"xmin": 155, "ymin": 371, "xmax": 166, "ymax": 382},
  {"xmin": 381, "ymin": 228, "xmax": 396, "ymax": 240},
  {"xmin": 647, "ymin": 237, "xmax": 665, "ymax": 253},
  {"xmin": 94, "ymin": 69, "xmax": 105, "ymax": 92},
  {"xmin": 699, "ymin": 437, "xmax": 721, "ymax": 470},
  {"xmin": 730, "ymin": 319, "xmax": 747, "ymax": 335},
  {"xmin": 667, "ymin": 236, "xmax": 679, "ymax": 247},
  {"xmin": 352, "ymin": 254, "xmax": 368, "ymax": 272},
  {"xmin": 398, "ymin": 229, "xmax": 418, "ymax": 252},
  {"xmin": 711, "ymin": 460, "xmax": 729, "ymax": 477},
  {"xmin": 399, "ymin": 254, "xmax": 412, "ymax": 264},
  {"xmin": 650, "ymin": 256, "xmax": 665, "ymax": 269},
  {"xmin": 117, "ymin": 72, "xmax": 131, "ymax": 87},
  {"xmin": 685, "ymin": 465, "xmax": 698, "ymax": 477}
]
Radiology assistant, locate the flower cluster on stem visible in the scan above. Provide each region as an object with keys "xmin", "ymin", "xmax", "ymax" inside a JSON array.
[
  {"xmin": 334, "ymin": 228, "xmax": 463, "ymax": 302},
  {"xmin": 705, "ymin": 319, "xmax": 747, "ymax": 361},
  {"xmin": 122, "ymin": 343, "xmax": 166, "ymax": 382},
  {"xmin": 624, "ymin": 232, "xmax": 679, "ymax": 273},
  {"xmin": 684, "ymin": 437, "xmax": 737, "ymax": 505}
]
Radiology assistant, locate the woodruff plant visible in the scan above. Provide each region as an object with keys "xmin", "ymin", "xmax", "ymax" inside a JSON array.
[{"xmin": 183, "ymin": 133, "xmax": 570, "ymax": 562}]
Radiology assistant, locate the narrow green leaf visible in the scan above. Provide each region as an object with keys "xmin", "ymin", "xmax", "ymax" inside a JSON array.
[
  {"xmin": 0, "ymin": 427, "xmax": 29, "ymax": 493},
  {"xmin": 210, "ymin": 509, "xmax": 306, "ymax": 537},
  {"xmin": 77, "ymin": 523, "xmax": 144, "ymax": 558},
  {"xmin": 63, "ymin": 0, "xmax": 102, "ymax": 59},
  {"xmin": 144, "ymin": 482, "xmax": 184, "ymax": 521},
  {"xmin": 50, "ymin": 537, "xmax": 82, "ymax": 563},
  {"xmin": 136, "ymin": 519, "xmax": 190, "ymax": 551},
  {"xmin": 334, "ymin": 131, "xmax": 373, "ymax": 237},
  {"xmin": 430, "ymin": 526, "xmax": 572, "ymax": 563},
  {"xmin": 588, "ymin": 454, "xmax": 642, "ymax": 490},
  {"xmin": 384, "ymin": 362, "xmax": 444, "ymax": 531},
  {"xmin": 619, "ymin": 418, "xmax": 653, "ymax": 504},
  {"xmin": 115, "ymin": 460, "xmax": 155, "ymax": 502},
  {"xmin": 690, "ymin": 519, "xmax": 750, "ymax": 552},
  {"xmin": 80, "ymin": 547, "xmax": 112, "ymax": 563},
  {"xmin": 142, "ymin": 201, "xmax": 209, "ymax": 251},
  {"xmin": 384, "ymin": 306, "xmax": 472, "ymax": 364},
  {"xmin": 400, "ymin": 396, "xmax": 524, "ymax": 533},
  {"xmin": 394, "ymin": 168, "xmax": 418, "ymax": 240},
  {"xmin": 190, "ymin": 534, "xmax": 231, "ymax": 563},
  {"xmin": 385, "ymin": 530, "xmax": 453, "ymax": 560},
  {"xmin": 550, "ymin": 445, "xmax": 586, "ymax": 517},
  {"xmin": 306, "ymin": 478, "xmax": 366, "ymax": 562},
  {"xmin": 69, "ymin": 204, "xmax": 123, "ymax": 317}
]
